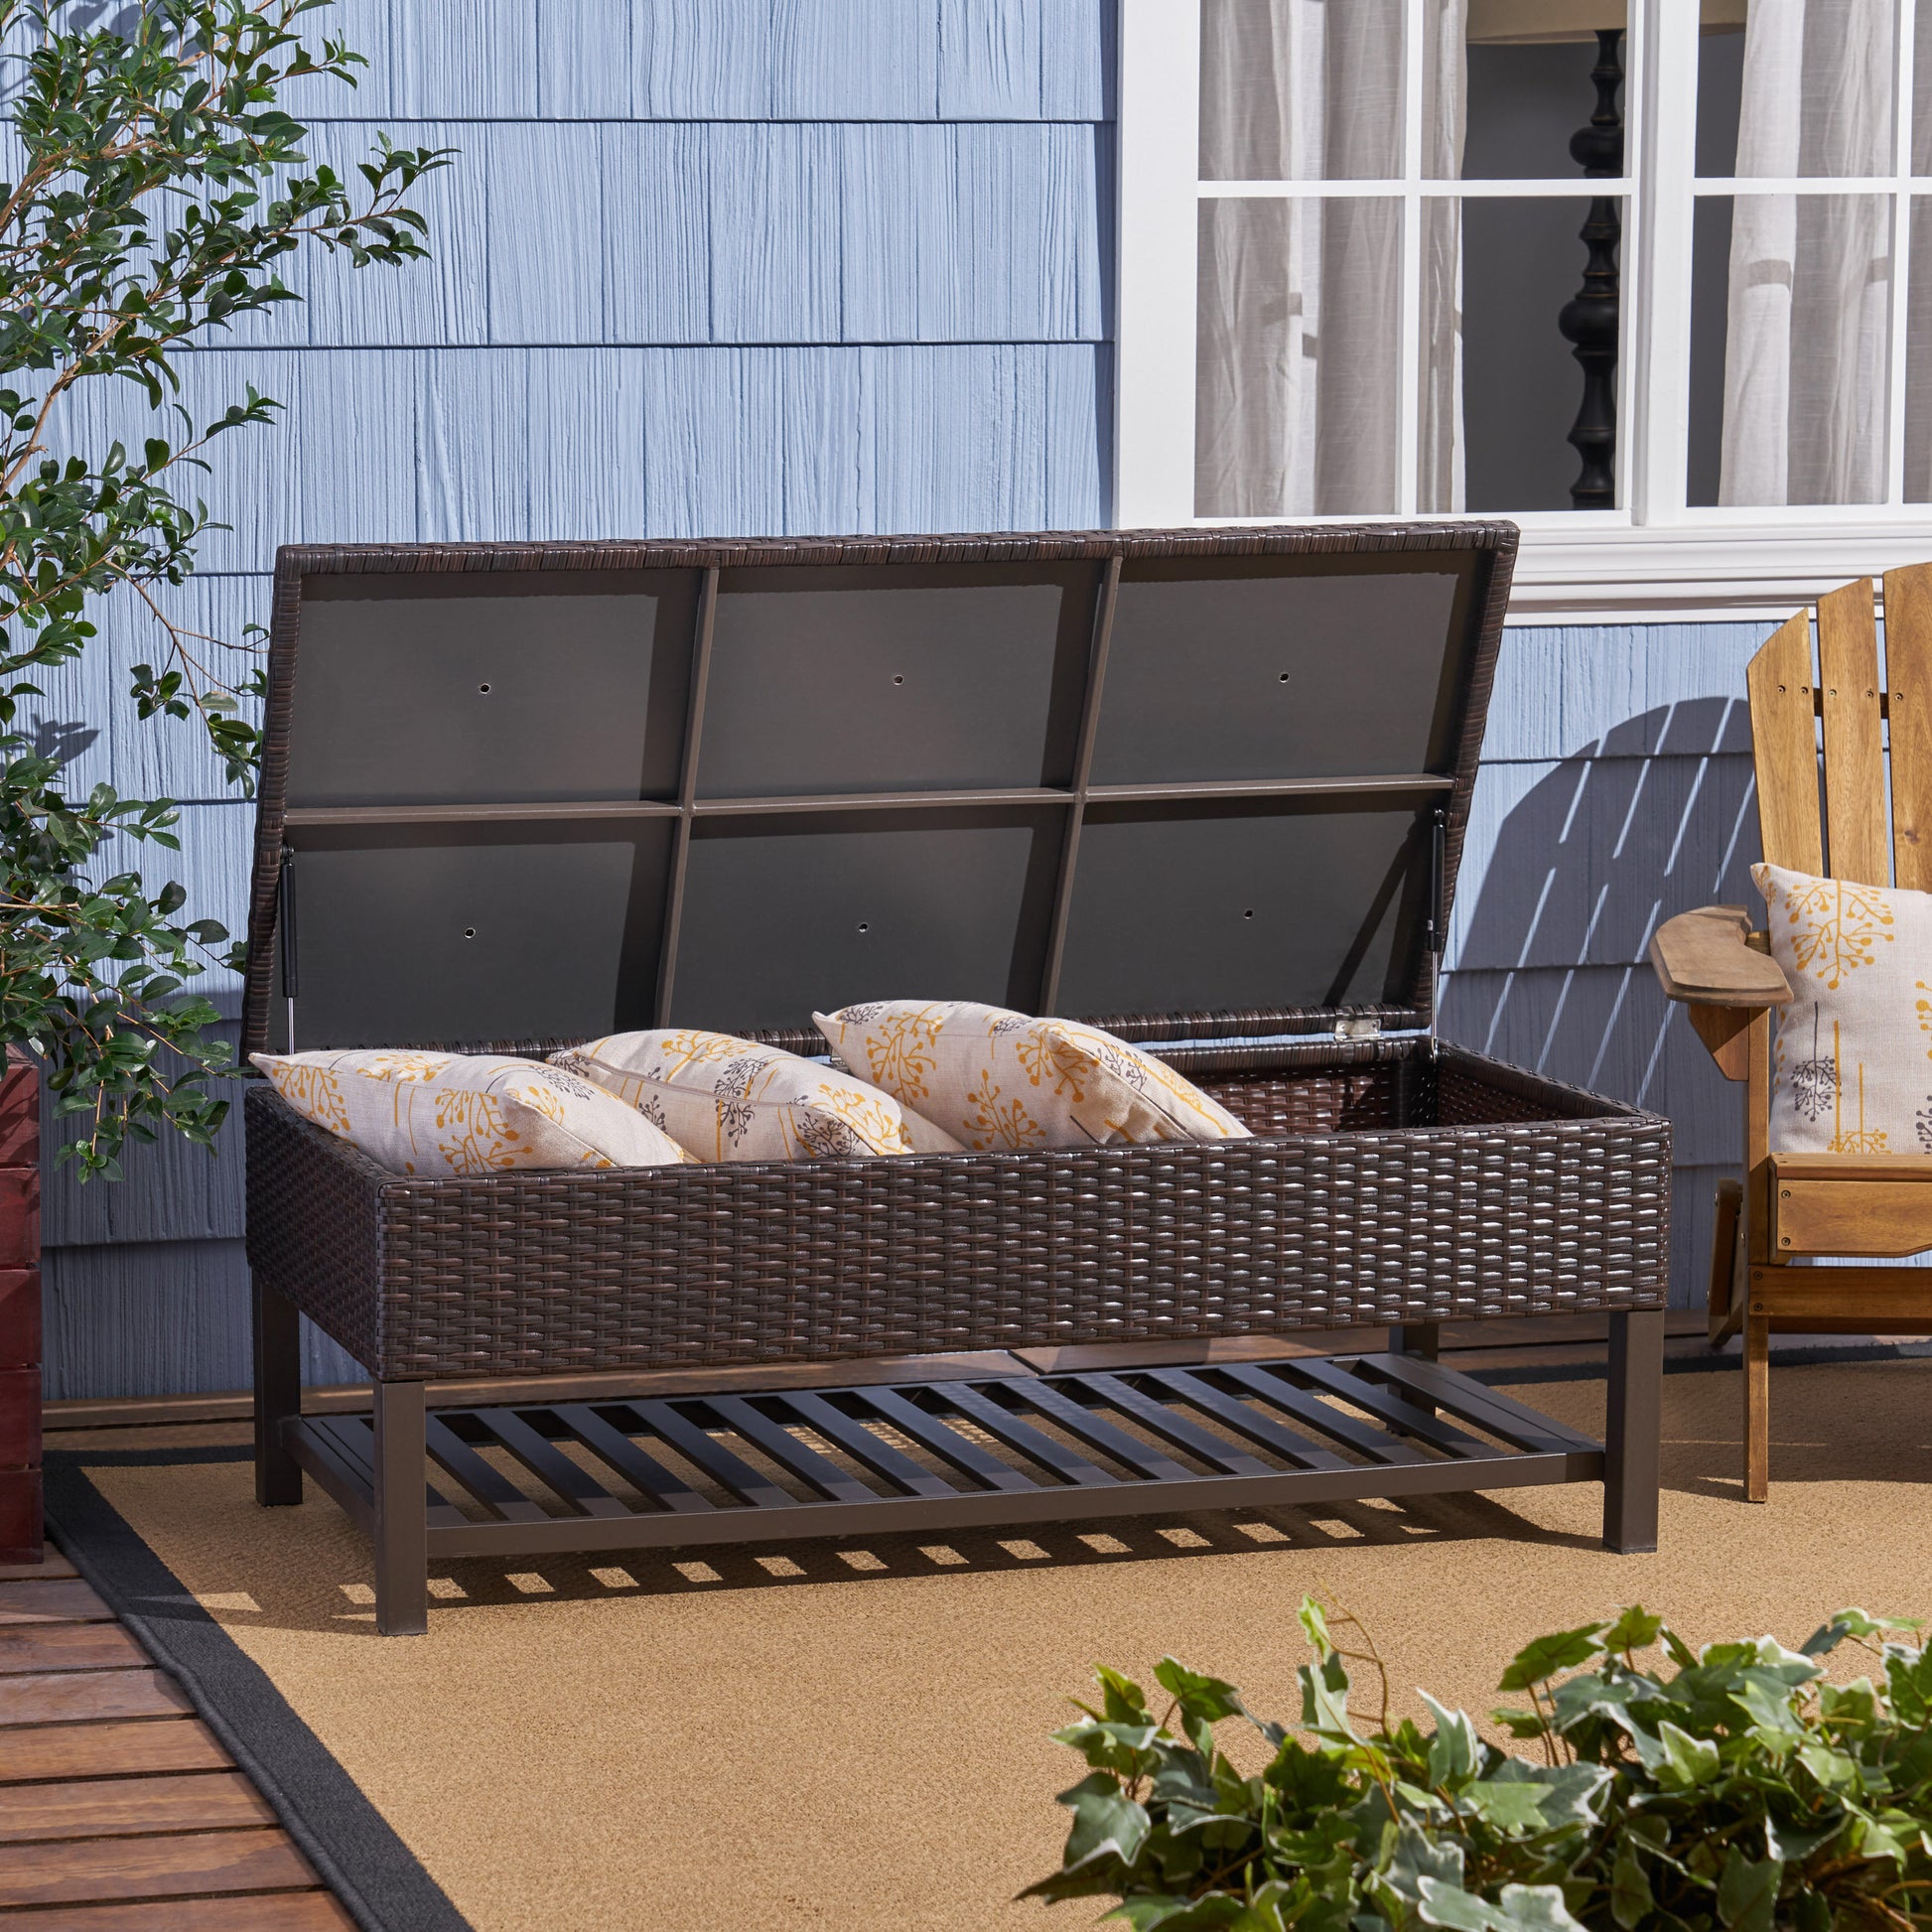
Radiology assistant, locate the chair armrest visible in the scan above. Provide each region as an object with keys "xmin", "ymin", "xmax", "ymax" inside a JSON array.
[{"xmin": 1648, "ymin": 905, "xmax": 1792, "ymax": 1007}]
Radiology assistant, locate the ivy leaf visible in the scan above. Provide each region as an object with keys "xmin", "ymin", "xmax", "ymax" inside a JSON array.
[
  {"xmin": 1611, "ymin": 1831, "xmax": 1654, "ymax": 1929},
  {"xmin": 1058, "ymin": 1771, "xmax": 1152, "ymax": 1872},
  {"xmin": 1602, "ymin": 1606, "xmax": 1665, "ymax": 1656},
  {"xmin": 1716, "ymin": 1847, "xmax": 1782, "ymax": 1932},
  {"xmin": 1417, "ymin": 1877, "xmax": 1586, "ymax": 1932},
  {"xmin": 1498, "ymin": 1626, "xmax": 1606, "ymax": 1693},
  {"xmin": 1422, "ymin": 1693, "xmax": 1482, "ymax": 1792},
  {"xmin": 1656, "ymin": 1722, "xmax": 1723, "ymax": 1790}
]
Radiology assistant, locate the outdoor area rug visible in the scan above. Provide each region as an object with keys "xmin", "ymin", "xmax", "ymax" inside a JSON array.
[{"xmin": 43, "ymin": 1359, "xmax": 1932, "ymax": 1932}]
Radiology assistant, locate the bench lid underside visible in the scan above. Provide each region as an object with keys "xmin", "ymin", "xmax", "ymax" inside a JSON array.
[{"xmin": 242, "ymin": 525, "xmax": 1517, "ymax": 1059}]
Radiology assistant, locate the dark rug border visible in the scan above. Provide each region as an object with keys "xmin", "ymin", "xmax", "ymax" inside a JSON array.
[{"xmin": 43, "ymin": 1450, "xmax": 473, "ymax": 1932}]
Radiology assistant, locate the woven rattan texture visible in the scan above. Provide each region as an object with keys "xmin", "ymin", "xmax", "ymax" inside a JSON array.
[{"xmin": 244, "ymin": 1043, "xmax": 1669, "ymax": 1383}]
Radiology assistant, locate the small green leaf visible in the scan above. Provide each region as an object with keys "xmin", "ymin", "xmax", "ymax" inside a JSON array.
[
  {"xmin": 1611, "ymin": 1831, "xmax": 1654, "ymax": 1929},
  {"xmin": 1059, "ymin": 1771, "xmax": 1152, "ymax": 1872},
  {"xmin": 1716, "ymin": 1847, "xmax": 1782, "ymax": 1932},
  {"xmin": 1656, "ymin": 1721, "xmax": 1723, "ymax": 1789},
  {"xmin": 1498, "ymin": 1625, "xmax": 1605, "ymax": 1693}
]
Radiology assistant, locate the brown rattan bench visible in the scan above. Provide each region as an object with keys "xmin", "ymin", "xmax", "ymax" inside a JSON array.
[{"xmin": 241, "ymin": 525, "xmax": 1671, "ymax": 1634}]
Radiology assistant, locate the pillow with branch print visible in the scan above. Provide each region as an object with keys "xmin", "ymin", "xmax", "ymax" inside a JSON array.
[
  {"xmin": 813, "ymin": 1000, "xmax": 1254, "ymax": 1152},
  {"xmin": 551, "ymin": 1031, "xmax": 961, "ymax": 1162},
  {"xmin": 1753, "ymin": 860, "xmax": 1932, "ymax": 1155}
]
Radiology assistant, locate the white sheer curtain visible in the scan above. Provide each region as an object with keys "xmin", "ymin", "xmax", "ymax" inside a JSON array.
[
  {"xmin": 1720, "ymin": 0, "xmax": 1894, "ymax": 505},
  {"xmin": 1195, "ymin": 0, "xmax": 1469, "ymax": 517}
]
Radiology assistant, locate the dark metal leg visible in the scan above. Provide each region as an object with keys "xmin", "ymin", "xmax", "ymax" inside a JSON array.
[
  {"xmin": 1602, "ymin": 1308, "xmax": 1663, "ymax": 1552},
  {"xmin": 372, "ymin": 1380, "xmax": 428, "ymax": 1636},
  {"xmin": 252, "ymin": 1275, "xmax": 303, "ymax": 1507},
  {"xmin": 1391, "ymin": 1321, "xmax": 1441, "ymax": 1361},
  {"xmin": 1391, "ymin": 1321, "xmax": 1441, "ymax": 1421}
]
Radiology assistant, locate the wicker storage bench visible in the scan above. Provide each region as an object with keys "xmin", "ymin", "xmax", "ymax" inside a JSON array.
[{"xmin": 242, "ymin": 525, "xmax": 1670, "ymax": 1634}]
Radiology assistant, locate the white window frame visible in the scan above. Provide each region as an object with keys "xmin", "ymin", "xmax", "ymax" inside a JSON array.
[{"xmin": 1116, "ymin": 0, "xmax": 1932, "ymax": 621}]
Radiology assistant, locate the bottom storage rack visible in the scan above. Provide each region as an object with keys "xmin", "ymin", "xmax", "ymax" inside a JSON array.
[{"xmin": 284, "ymin": 1350, "xmax": 1607, "ymax": 1565}]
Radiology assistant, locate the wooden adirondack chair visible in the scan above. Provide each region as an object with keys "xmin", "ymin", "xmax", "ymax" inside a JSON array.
[{"xmin": 1650, "ymin": 568, "xmax": 1932, "ymax": 1501}]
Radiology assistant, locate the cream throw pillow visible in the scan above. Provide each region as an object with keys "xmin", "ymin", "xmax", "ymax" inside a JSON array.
[
  {"xmin": 551, "ymin": 1031, "xmax": 962, "ymax": 1162},
  {"xmin": 1755, "ymin": 860, "xmax": 1932, "ymax": 1154},
  {"xmin": 812, "ymin": 1001, "xmax": 1254, "ymax": 1150},
  {"xmin": 251, "ymin": 1050, "xmax": 694, "ymax": 1175}
]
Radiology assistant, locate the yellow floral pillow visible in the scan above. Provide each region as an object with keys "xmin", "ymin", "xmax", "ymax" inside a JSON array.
[
  {"xmin": 1754, "ymin": 860, "xmax": 1932, "ymax": 1155},
  {"xmin": 812, "ymin": 1001, "xmax": 1254, "ymax": 1151},
  {"xmin": 550, "ymin": 1031, "xmax": 962, "ymax": 1162},
  {"xmin": 250, "ymin": 1050, "xmax": 695, "ymax": 1175}
]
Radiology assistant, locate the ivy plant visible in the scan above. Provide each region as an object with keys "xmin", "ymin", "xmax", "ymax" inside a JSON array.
[
  {"xmin": 0, "ymin": 0, "xmax": 447, "ymax": 1176},
  {"xmin": 1028, "ymin": 1598, "xmax": 1932, "ymax": 1931}
]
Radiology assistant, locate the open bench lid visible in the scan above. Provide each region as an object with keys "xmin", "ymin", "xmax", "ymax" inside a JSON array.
[{"xmin": 242, "ymin": 524, "xmax": 1516, "ymax": 1060}]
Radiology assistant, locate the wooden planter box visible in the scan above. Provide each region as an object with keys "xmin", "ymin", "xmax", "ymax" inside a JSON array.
[
  {"xmin": 0, "ymin": 1049, "xmax": 41, "ymax": 1565},
  {"xmin": 242, "ymin": 525, "xmax": 1671, "ymax": 1634}
]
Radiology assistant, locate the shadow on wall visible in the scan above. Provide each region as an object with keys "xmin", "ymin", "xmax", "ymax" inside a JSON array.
[{"xmin": 1441, "ymin": 696, "xmax": 1760, "ymax": 1307}]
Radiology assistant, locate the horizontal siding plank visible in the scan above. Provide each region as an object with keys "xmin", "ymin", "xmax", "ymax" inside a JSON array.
[
  {"xmin": 1441, "ymin": 963, "xmax": 1740, "ymax": 1168},
  {"xmin": 1450, "ymin": 754, "xmax": 1760, "ymax": 972},
  {"xmin": 708, "ymin": 124, "xmax": 844, "ymax": 343},
  {"xmin": 1483, "ymin": 622, "xmax": 1774, "ymax": 762},
  {"xmin": 940, "ymin": 0, "xmax": 1043, "ymax": 118},
  {"xmin": 42, "ymin": 1241, "xmax": 361, "ymax": 1400},
  {"xmin": 303, "ymin": 2, "xmax": 1103, "ymax": 123},
  {"xmin": 56, "ymin": 346, "xmax": 1107, "ymax": 573},
  {"xmin": 192, "ymin": 121, "xmax": 1103, "ymax": 349}
]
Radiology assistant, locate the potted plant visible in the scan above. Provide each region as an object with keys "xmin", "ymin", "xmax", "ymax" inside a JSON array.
[
  {"xmin": 0, "ymin": 0, "xmax": 446, "ymax": 1562},
  {"xmin": 1028, "ymin": 1599, "xmax": 1932, "ymax": 1930}
]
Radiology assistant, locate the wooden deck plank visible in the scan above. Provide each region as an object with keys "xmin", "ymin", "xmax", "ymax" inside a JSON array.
[
  {"xmin": 0, "ymin": 1892, "xmax": 354, "ymax": 1930},
  {"xmin": 0, "ymin": 1826, "xmax": 317, "ymax": 1907},
  {"xmin": 0, "ymin": 1580, "xmax": 112, "ymax": 1625},
  {"xmin": 0, "ymin": 1669, "xmax": 192, "ymax": 1727},
  {"xmin": 0, "ymin": 1623, "xmax": 147, "ymax": 1676},
  {"xmin": 0, "ymin": 1553, "xmax": 75, "ymax": 1582},
  {"xmin": 0, "ymin": 1718, "xmax": 231, "ymax": 1784},
  {"xmin": 0, "ymin": 1770, "xmax": 275, "ymax": 1844}
]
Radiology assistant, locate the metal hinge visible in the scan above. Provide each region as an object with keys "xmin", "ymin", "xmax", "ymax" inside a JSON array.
[{"xmin": 1334, "ymin": 1016, "xmax": 1382, "ymax": 1040}]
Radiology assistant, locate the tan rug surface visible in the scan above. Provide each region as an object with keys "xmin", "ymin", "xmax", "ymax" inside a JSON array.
[{"xmin": 80, "ymin": 1362, "xmax": 1932, "ymax": 1932}]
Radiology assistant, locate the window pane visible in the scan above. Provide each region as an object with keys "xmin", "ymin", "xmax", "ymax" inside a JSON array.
[
  {"xmin": 1701, "ymin": 0, "xmax": 1893, "ymax": 178},
  {"xmin": 1195, "ymin": 198, "xmax": 1402, "ymax": 516},
  {"xmin": 1916, "ymin": 0, "xmax": 1932, "ymax": 173},
  {"xmin": 1693, "ymin": 194, "xmax": 1891, "ymax": 505},
  {"xmin": 1418, "ymin": 199, "xmax": 1462, "ymax": 512},
  {"xmin": 1441, "ymin": 197, "xmax": 1622, "ymax": 511},
  {"xmin": 1905, "ymin": 200, "xmax": 1932, "ymax": 501},
  {"xmin": 1198, "ymin": 0, "xmax": 1404, "ymax": 181},
  {"xmin": 1459, "ymin": 31, "xmax": 1616, "ymax": 181}
]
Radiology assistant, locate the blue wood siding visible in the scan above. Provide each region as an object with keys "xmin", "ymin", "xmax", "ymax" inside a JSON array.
[{"xmin": 36, "ymin": 1, "xmax": 1750, "ymax": 1396}]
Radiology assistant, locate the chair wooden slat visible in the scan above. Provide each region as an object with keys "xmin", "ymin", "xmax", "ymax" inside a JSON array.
[
  {"xmin": 1816, "ymin": 578, "xmax": 1887, "ymax": 885},
  {"xmin": 1884, "ymin": 562, "xmax": 1932, "ymax": 889},
  {"xmin": 1746, "ymin": 610, "xmax": 1823, "ymax": 875}
]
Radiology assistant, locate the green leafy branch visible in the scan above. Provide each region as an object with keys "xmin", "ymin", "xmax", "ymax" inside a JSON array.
[{"xmin": 0, "ymin": 0, "xmax": 451, "ymax": 1174}]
